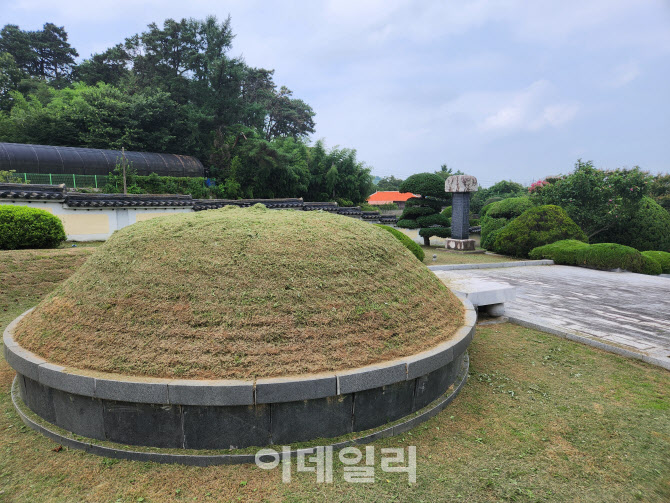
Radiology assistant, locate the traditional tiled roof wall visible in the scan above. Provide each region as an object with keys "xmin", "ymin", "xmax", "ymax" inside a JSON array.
[
  {"xmin": 0, "ymin": 183, "xmax": 67, "ymax": 201},
  {"xmin": 0, "ymin": 183, "xmax": 397, "ymax": 223},
  {"xmin": 66, "ymin": 193, "xmax": 194, "ymax": 208},
  {"xmin": 192, "ymin": 198, "xmax": 305, "ymax": 211}
]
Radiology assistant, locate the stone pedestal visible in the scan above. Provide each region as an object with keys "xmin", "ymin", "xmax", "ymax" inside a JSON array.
[
  {"xmin": 444, "ymin": 175, "xmax": 478, "ymax": 243},
  {"xmin": 450, "ymin": 192, "xmax": 471, "ymax": 240},
  {"xmin": 445, "ymin": 238, "xmax": 476, "ymax": 251}
]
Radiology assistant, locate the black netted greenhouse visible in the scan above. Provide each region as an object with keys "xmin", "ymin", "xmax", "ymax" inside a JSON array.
[{"xmin": 0, "ymin": 142, "xmax": 204, "ymax": 178}]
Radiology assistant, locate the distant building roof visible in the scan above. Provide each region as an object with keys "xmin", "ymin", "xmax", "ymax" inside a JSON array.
[{"xmin": 367, "ymin": 191, "xmax": 417, "ymax": 204}]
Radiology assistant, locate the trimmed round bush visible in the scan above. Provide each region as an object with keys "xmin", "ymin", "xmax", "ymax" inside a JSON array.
[
  {"xmin": 529, "ymin": 239, "xmax": 591, "ymax": 265},
  {"xmin": 575, "ymin": 243, "xmax": 649, "ymax": 274},
  {"xmin": 0, "ymin": 205, "xmax": 66, "ymax": 250},
  {"xmin": 441, "ymin": 206, "xmax": 452, "ymax": 218},
  {"xmin": 479, "ymin": 204, "xmax": 492, "ymax": 217},
  {"xmin": 486, "ymin": 197, "xmax": 534, "ymax": 219},
  {"xmin": 641, "ymin": 250, "xmax": 670, "ymax": 274},
  {"xmin": 491, "ymin": 205, "xmax": 587, "ymax": 258},
  {"xmin": 375, "ymin": 224, "xmax": 425, "ymax": 261},
  {"xmin": 592, "ymin": 197, "xmax": 670, "ymax": 252},
  {"xmin": 481, "ymin": 197, "xmax": 503, "ymax": 210},
  {"xmin": 480, "ymin": 216, "xmax": 509, "ymax": 250}
]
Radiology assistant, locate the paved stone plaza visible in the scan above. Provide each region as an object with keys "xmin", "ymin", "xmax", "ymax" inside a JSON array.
[{"xmin": 433, "ymin": 264, "xmax": 670, "ymax": 369}]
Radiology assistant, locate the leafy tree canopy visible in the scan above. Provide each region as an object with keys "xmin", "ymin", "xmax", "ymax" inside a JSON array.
[
  {"xmin": 399, "ymin": 173, "xmax": 446, "ymax": 199},
  {"xmin": 375, "ymin": 175, "xmax": 404, "ymax": 191},
  {"xmin": 531, "ymin": 160, "xmax": 652, "ymax": 239},
  {"xmin": 470, "ymin": 179, "xmax": 526, "ymax": 213},
  {"xmin": 0, "ymin": 17, "xmax": 372, "ymax": 203}
]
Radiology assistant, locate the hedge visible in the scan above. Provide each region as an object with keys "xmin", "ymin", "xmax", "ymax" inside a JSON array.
[
  {"xmin": 575, "ymin": 243, "xmax": 657, "ymax": 275},
  {"xmin": 0, "ymin": 205, "xmax": 66, "ymax": 250},
  {"xmin": 529, "ymin": 240, "xmax": 591, "ymax": 265},
  {"xmin": 641, "ymin": 250, "xmax": 670, "ymax": 274},
  {"xmin": 492, "ymin": 205, "xmax": 587, "ymax": 258},
  {"xmin": 530, "ymin": 241, "xmax": 663, "ymax": 275},
  {"xmin": 641, "ymin": 255, "xmax": 663, "ymax": 275},
  {"xmin": 375, "ymin": 225, "xmax": 425, "ymax": 261}
]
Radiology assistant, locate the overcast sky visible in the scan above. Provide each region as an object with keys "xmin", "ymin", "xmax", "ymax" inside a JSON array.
[{"xmin": 3, "ymin": 0, "xmax": 669, "ymax": 186}]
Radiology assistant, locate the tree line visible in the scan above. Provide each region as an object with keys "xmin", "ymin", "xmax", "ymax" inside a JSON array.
[{"xmin": 0, "ymin": 18, "xmax": 373, "ymax": 202}]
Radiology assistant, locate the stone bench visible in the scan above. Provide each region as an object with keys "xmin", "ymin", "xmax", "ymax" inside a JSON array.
[{"xmin": 443, "ymin": 278, "xmax": 517, "ymax": 317}]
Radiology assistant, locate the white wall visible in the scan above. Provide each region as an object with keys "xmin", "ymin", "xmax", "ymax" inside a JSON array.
[{"xmin": 0, "ymin": 199, "xmax": 192, "ymax": 241}]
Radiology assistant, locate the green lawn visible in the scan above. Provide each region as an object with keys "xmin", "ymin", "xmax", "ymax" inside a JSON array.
[
  {"xmin": 0, "ymin": 247, "xmax": 668, "ymax": 502},
  {"xmin": 422, "ymin": 245, "xmax": 518, "ymax": 266}
]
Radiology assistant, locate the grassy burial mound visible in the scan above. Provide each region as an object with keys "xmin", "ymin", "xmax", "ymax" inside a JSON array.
[{"xmin": 14, "ymin": 205, "xmax": 463, "ymax": 380}]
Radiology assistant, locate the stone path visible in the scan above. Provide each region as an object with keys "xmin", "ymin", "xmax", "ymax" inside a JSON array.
[{"xmin": 433, "ymin": 264, "xmax": 670, "ymax": 369}]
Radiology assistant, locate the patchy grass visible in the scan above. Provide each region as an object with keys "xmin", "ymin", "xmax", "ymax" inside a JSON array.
[
  {"xmin": 0, "ymin": 248, "xmax": 95, "ymax": 329},
  {"xmin": 59, "ymin": 241, "xmax": 106, "ymax": 249},
  {"xmin": 13, "ymin": 207, "xmax": 463, "ymax": 380},
  {"xmin": 422, "ymin": 246, "xmax": 519, "ymax": 266},
  {"xmin": 0, "ymin": 246, "xmax": 668, "ymax": 502}
]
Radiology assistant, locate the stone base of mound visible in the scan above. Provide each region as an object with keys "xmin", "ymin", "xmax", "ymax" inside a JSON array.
[
  {"xmin": 4, "ymin": 297, "xmax": 475, "ymax": 453},
  {"xmin": 10, "ymin": 353, "xmax": 469, "ymax": 465}
]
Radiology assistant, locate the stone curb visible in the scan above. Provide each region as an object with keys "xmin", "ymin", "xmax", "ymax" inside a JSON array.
[
  {"xmin": 4, "ymin": 296, "xmax": 476, "ymax": 405},
  {"xmin": 508, "ymin": 315, "xmax": 670, "ymax": 371},
  {"xmin": 168, "ymin": 380, "xmax": 254, "ymax": 406},
  {"xmin": 255, "ymin": 374, "xmax": 337, "ymax": 404},
  {"xmin": 10, "ymin": 353, "xmax": 470, "ymax": 465},
  {"xmin": 428, "ymin": 259, "xmax": 554, "ymax": 271}
]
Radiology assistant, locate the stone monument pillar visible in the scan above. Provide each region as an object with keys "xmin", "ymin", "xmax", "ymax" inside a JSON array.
[{"xmin": 444, "ymin": 175, "xmax": 478, "ymax": 251}]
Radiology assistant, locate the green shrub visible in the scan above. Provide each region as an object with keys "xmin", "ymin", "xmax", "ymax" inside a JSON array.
[
  {"xmin": 575, "ymin": 243, "xmax": 649, "ymax": 274},
  {"xmin": 641, "ymin": 250, "xmax": 670, "ymax": 273},
  {"xmin": 529, "ymin": 240, "xmax": 591, "ymax": 265},
  {"xmin": 486, "ymin": 197, "xmax": 534, "ymax": 219},
  {"xmin": 419, "ymin": 227, "xmax": 451, "ymax": 238},
  {"xmin": 0, "ymin": 205, "xmax": 66, "ymax": 250},
  {"xmin": 417, "ymin": 213, "xmax": 451, "ymax": 227},
  {"xmin": 480, "ymin": 216, "xmax": 509, "ymax": 250},
  {"xmin": 336, "ymin": 198, "xmax": 355, "ymax": 207},
  {"xmin": 396, "ymin": 218, "xmax": 420, "ymax": 229},
  {"xmin": 375, "ymin": 225, "xmax": 425, "ymax": 261},
  {"xmin": 402, "ymin": 206, "xmax": 435, "ymax": 219},
  {"xmin": 397, "ymin": 188, "xmax": 449, "ymax": 245},
  {"xmin": 480, "ymin": 202, "xmax": 495, "ymax": 217},
  {"xmin": 404, "ymin": 197, "xmax": 444, "ymax": 211},
  {"xmin": 479, "ymin": 197, "xmax": 534, "ymax": 249},
  {"xmin": 441, "ymin": 206, "xmax": 452, "ymax": 218},
  {"xmin": 469, "ymin": 218, "xmax": 480, "ymax": 226},
  {"xmin": 492, "ymin": 205, "xmax": 587, "ymax": 258},
  {"xmin": 592, "ymin": 197, "xmax": 670, "ymax": 252},
  {"xmin": 641, "ymin": 255, "xmax": 662, "ymax": 275},
  {"xmin": 481, "ymin": 196, "xmax": 503, "ymax": 209}
]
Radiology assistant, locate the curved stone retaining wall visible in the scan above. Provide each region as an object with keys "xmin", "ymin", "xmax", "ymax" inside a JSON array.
[{"xmin": 4, "ymin": 298, "xmax": 475, "ymax": 450}]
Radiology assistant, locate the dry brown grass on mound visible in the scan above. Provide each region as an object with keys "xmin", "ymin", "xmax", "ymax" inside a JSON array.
[{"xmin": 14, "ymin": 206, "xmax": 463, "ymax": 379}]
